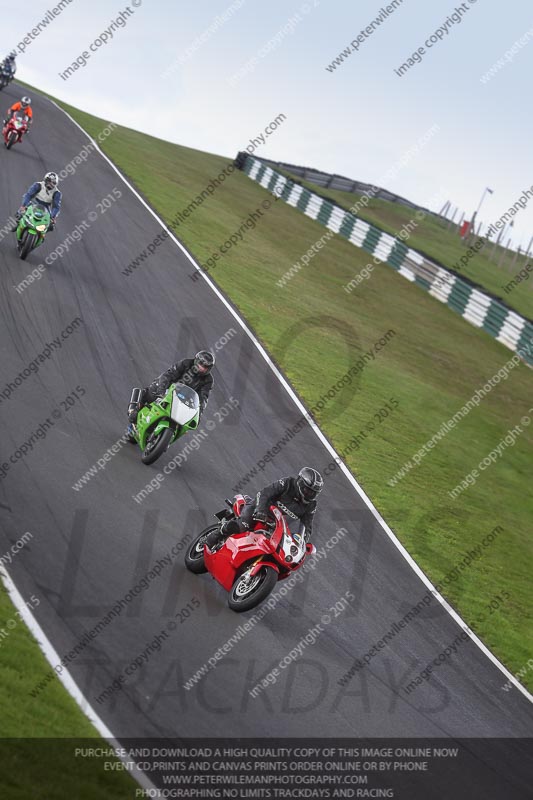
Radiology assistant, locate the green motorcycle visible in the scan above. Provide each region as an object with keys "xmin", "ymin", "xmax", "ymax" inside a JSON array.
[
  {"xmin": 128, "ymin": 382, "xmax": 200, "ymax": 465},
  {"xmin": 16, "ymin": 202, "xmax": 50, "ymax": 260}
]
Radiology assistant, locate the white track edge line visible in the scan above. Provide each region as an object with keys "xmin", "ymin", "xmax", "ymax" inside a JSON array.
[{"xmin": 0, "ymin": 564, "xmax": 159, "ymax": 792}]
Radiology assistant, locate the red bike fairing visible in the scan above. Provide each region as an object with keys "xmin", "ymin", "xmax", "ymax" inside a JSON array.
[
  {"xmin": 3, "ymin": 114, "xmax": 29, "ymax": 146},
  {"xmin": 204, "ymin": 504, "xmax": 305, "ymax": 592}
]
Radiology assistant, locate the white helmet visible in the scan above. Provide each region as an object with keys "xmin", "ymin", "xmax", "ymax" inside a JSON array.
[{"xmin": 43, "ymin": 172, "xmax": 59, "ymax": 190}]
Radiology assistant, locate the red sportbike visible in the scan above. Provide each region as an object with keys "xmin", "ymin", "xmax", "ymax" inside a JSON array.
[
  {"xmin": 3, "ymin": 112, "xmax": 29, "ymax": 150},
  {"xmin": 185, "ymin": 494, "xmax": 316, "ymax": 612}
]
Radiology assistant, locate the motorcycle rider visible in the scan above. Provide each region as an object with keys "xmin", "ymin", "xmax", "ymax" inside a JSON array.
[
  {"xmin": 128, "ymin": 350, "xmax": 215, "ymax": 427},
  {"xmin": 206, "ymin": 468, "xmax": 324, "ymax": 549},
  {"xmin": 12, "ymin": 172, "xmax": 61, "ymax": 232},
  {"xmin": 4, "ymin": 96, "xmax": 33, "ymax": 128},
  {"xmin": 1, "ymin": 52, "xmax": 17, "ymax": 84}
]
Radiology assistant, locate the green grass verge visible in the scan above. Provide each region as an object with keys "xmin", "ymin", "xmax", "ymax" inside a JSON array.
[
  {"xmin": 278, "ymin": 168, "xmax": 533, "ymax": 320},
  {"xmin": 0, "ymin": 584, "xmax": 137, "ymax": 797}
]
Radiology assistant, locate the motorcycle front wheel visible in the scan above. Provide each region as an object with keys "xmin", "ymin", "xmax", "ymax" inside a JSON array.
[
  {"xmin": 228, "ymin": 564, "xmax": 278, "ymax": 612},
  {"xmin": 141, "ymin": 425, "xmax": 173, "ymax": 465},
  {"xmin": 6, "ymin": 132, "xmax": 16, "ymax": 150},
  {"xmin": 19, "ymin": 232, "xmax": 37, "ymax": 260}
]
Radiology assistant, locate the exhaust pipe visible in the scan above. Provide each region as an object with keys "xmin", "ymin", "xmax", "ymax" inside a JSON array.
[{"xmin": 128, "ymin": 387, "xmax": 143, "ymax": 421}]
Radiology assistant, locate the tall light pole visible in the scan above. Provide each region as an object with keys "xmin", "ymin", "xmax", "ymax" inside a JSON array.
[{"xmin": 471, "ymin": 186, "xmax": 494, "ymax": 234}]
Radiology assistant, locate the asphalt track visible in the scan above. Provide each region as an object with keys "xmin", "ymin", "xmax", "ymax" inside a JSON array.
[{"xmin": 0, "ymin": 83, "xmax": 532, "ymax": 790}]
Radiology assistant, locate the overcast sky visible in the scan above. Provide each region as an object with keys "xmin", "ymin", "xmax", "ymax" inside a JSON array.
[{"xmin": 2, "ymin": 0, "xmax": 532, "ymax": 247}]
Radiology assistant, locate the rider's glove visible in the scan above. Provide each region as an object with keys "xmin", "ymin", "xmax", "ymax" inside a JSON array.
[{"xmin": 155, "ymin": 377, "xmax": 167, "ymax": 397}]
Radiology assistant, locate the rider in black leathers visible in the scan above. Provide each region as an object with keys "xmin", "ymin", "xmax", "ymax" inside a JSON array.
[
  {"xmin": 206, "ymin": 468, "xmax": 324, "ymax": 548},
  {"xmin": 128, "ymin": 350, "xmax": 215, "ymax": 425}
]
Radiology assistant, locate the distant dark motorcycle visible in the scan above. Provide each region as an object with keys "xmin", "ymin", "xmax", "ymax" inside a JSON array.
[{"xmin": 0, "ymin": 66, "xmax": 14, "ymax": 90}]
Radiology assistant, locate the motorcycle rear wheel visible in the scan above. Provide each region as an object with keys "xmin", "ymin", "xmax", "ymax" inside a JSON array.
[
  {"xmin": 185, "ymin": 526, "xmax": 218, "ymax": 574},
  {"xmin": 141, "ymin": 425, "xmax": 173, "ymax": 465},
  {"xmin": 228, "ymin": 564, "xmax": 278, "ymax": 612}
]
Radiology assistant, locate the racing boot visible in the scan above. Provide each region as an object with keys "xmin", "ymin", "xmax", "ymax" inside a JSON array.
[
  {"xmin": 205, "ymin": 518, "xmax": 242, "ymax": 551},
  {"xmin": 10, "ymin": 208, "xmax": 23, "ymax": 232}
]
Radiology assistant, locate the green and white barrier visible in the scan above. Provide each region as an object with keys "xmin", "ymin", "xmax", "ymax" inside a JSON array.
[{"xmin": 237, "ymin": 154, "xmax": 533, "ymax": 366}]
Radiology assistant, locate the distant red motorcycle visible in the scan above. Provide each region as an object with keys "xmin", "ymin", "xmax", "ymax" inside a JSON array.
[
  {"xmin": 3, "ymin": 112, "xmax": 29, "ymax": 150},
  {"xmin": 185, "ymin": 494, "xmax": 316, "ymax": 612}
]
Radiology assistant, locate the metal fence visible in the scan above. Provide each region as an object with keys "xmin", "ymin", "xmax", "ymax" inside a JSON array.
[
  {"xmin": 236, "ymin": 153, "xmax": 533, "ymax": 366},
  {"xmin": 252, "ymin": 155, "xmax": 438, "ymax": 216}
]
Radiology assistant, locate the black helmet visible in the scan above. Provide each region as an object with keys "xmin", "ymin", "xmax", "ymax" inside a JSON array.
[
  {"xmin": 296, "ymin": 467, "xmax": 323, "ymax": 503},
  {"xmin": 194, "ymin": 350, "xmax": 215, "ymax": 374}
]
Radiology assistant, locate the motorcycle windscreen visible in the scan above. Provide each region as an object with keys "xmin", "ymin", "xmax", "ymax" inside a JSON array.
[
  {"xmin": 170, "ymin": 384, "xmax": 199, "ymax": 425},
  {"xmin": 30, "ymin": 205, "xmax": 49, "ymax": 232},
  {"xmin": 280, "ymin": 519, "xmax": 306, "ymax": 563},
  {"xmin": 31, "ymin": 203, "xmax": 50, "ymax": 221}
]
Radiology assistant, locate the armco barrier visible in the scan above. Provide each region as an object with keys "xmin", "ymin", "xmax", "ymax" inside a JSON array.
[
  {"xmin": 235, "ymin": 153, "xmax": 533, "ymax": 366},
  {"xmin": 253, "ymin": 155, "xmax": 434, "ymax": 214}
]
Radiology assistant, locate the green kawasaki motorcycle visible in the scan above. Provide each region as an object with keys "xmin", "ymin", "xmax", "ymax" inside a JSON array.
[
  {"xmin": 128, "ymin": 382, "xmax": 200, "ymax": 465},
  {"xmin": 16, "ymin": 202, "xmax": 50, "ymax": 260}
]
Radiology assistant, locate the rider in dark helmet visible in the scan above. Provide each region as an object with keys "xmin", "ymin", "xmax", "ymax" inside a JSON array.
[
  {"xmin": 128, "ymin": 350, "xmax": 215, "ymax": 426},
  {"xmin": 1, "ymin": 52, "xmax": 16, "ymax": 82},
  {"xmin": 206, "ymin": 467, "xmax": 324, "ymax": 549}
]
